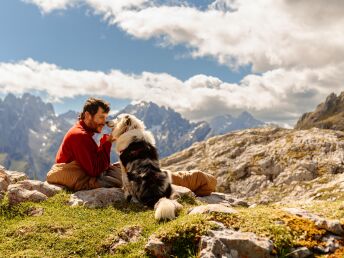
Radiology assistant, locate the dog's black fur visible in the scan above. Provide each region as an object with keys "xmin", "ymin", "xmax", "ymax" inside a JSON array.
[{"xmin": 119, "ymin": 140, "xmax": 172, "ymax": 207}]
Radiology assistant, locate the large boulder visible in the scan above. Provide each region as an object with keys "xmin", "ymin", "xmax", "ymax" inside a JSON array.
[
  {"xmin": 8, "ymin": 185, "xmax": 48, "ymax": 204},
  {"xmin": 7, "ymin": 180, "xmax": 64, "ymax": 204},
  {"xmin": 68, "ymin": 188, "xmax": 125, "ymax": 208},
  {"xmin": 5, "ymin": 170, "xmax": 28, "ymax": 184},
  {"xmin": 199, "ymin": 228, "xmax": 276, "ymax": 258}
]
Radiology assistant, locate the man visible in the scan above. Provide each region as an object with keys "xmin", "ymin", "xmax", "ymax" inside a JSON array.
[
  {"xmin": 47, "ymin": 97, "xmax": 216, "ymax": 195},
  {"xmin": 46, "ymin": 97, "xmax": 122, "ymax": 191}
]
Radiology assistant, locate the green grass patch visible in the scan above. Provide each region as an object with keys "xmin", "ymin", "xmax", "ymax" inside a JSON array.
[
  {"xmin": 154, "ymin": 214, "xmax": 214, "ymax": 258},
  {"xmin": 0, "ymin": 191, "xmax": 212, "ymax": 257}
]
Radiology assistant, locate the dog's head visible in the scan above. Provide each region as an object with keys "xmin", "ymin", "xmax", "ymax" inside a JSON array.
[{"xmin": 106, "ymin": 113, "xmax": 145, "ymax": 140}]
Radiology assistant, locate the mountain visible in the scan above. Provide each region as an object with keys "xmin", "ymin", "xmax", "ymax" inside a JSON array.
[
  {"xmin": 295, "ymin": 91, "xmax": 344, "ymax": 130},
  {"xmin": 0, "ymin": 93, "xmax": 266, "ymax": 180},
  {"xmin": 113, "ymin": 102, "xmax": 211, "ymax": 157},
  {"xmin": 206, "ymin": 111, "xmax": 265, "ymax": 138},
  {"xmin": 114, "ymin": 102, "xmax": 266, "ymax": 158},
  {"xmin": 0, "ymin": 93, "xmax": 74, "ymax": 180}
]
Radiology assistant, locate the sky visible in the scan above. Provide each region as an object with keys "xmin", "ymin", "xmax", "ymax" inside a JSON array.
[{"xmin": 0, "ymin": 0, "xmax": 343, "ymax": 126}]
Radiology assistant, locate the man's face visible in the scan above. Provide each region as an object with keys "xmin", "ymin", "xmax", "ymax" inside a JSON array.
[{"xmin": 86, "ymin": 107, "xmax": 108, "ymax": 133}]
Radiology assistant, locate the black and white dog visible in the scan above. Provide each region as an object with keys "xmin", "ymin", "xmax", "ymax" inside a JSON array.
[{"xmin": 106, "ymin": 114, "xmax": 182, "ymax": 220}]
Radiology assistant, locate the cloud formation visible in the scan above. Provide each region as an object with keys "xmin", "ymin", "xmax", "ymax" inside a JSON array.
[
  {"xmin": 1, "ymin": 59, "xmax": 342, "ymax": 125},
  {"xmin": 23, "ymin": 0, "xmax": 344, "ymax": 71},
  {"xmin": 16, "ymin": 0, "xmax": 344, "ymax": 126}
]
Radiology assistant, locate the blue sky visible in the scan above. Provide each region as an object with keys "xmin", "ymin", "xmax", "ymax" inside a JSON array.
[
  {"xmin": 0, "ymin": 0, "xmax": 343, "ymax": 125},
  {"xmin": 0, "ymin": 0, "xmax": 247, "ymax": 113}
]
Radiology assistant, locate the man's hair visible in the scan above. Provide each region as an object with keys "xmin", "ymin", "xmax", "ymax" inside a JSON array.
[{"xmin": 80, "ymin": 97, "xmax": 110, "ymax": 120}]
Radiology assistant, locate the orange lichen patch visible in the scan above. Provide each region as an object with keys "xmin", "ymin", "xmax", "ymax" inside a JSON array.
[
  {"xmin": 281, "ymin": 214, "xmax": 326, "ymax": 249},
  {"xmin": 327, "ymin": 246, "xmax": 344, "ymax": 258}
]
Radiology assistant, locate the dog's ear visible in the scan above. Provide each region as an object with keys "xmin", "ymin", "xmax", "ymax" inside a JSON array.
[
  {"xmin": 124, "ymin": 115, "xmax": 131, "ymax": 125},
  {"xmin": 106, "ymin": 120, "xmax": 115, "ymax": 128}
]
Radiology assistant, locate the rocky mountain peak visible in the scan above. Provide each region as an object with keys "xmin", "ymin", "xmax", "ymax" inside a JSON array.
[{"xmin": 295, "ymin": 91, "xmax": 344, "ymax": 130}]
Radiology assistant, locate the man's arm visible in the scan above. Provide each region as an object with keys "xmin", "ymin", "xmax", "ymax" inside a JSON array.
[{"xmin": 70, "ymin": 134, "xmax": 112, "ymax": 177}]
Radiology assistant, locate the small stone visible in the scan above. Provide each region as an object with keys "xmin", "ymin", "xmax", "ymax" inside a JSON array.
[
  {"xmin": 26, "ymin": 207, "xmax": 44, "ymax": 217},
  {"xmin": 145, "ymin": 236, "xmax": 172, "ymax": 258},
  {"xmin": 188, "ymin": 204, "xmax": 238, "ymax": 215},
  {"xmin": 286, "ymin": 247, "xmax": 312, "ymax": 258}
]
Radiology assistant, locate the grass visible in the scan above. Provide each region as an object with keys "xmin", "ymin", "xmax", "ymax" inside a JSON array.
[
  {"xmin": 0, "ymin": 191, "xmax": 210, "ymax": 258},
  {"xmin": 1, "ymin": 191, "xmax": 343, "ymax": 257}
]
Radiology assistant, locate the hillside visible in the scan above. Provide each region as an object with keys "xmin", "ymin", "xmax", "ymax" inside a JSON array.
[{"xmin": 161, "ymin": 126, "xmax": 344, "ymax": 204}]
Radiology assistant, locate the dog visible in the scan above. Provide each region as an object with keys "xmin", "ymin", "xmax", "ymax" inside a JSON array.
[{"xmin": 106, "ymin": 113, "xmax": 182, "ymax": 220}]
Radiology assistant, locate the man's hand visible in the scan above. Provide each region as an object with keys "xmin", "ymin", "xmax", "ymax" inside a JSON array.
[{"xmin": 100, "ymin": 134, "xmax": 115, "ymax": 144}]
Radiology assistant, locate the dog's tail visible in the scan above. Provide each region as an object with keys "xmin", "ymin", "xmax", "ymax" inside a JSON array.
[{"xmin": 154, "ymin": 197, "xmax": 183, "ymax": 221}]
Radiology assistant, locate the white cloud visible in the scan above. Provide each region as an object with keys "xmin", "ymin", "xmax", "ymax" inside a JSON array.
[
  {"xmin": 0, "ymin": 59, "xmax": 343, "ymax": 126},
  {"xmin": 23, "ymin": 0, "xmax": 344, "ymax": 72},
  {"xmin": 18, "ymin": 0, "xmax": 344, "ymax": 125}
]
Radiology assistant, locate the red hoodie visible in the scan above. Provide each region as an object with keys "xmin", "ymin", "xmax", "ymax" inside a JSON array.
[{"xmin": 55, "ymin": 120, "xmax": 112, "ymax": 177}]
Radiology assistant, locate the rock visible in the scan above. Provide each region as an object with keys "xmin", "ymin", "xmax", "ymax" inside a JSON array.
[
  {"xmin": 0, "ymin": 169, "xmax": 10, "ymax": 192},
  {"xmin": 314, "ymin": 234, "xmax": 343, "ymax": 254},
  {"xmin": 282, "ymin": 208, "xmax": 344, "ymax": 235},
  {"xmin": 188, "ymin": 204, "xmax": 238, "ymax": 215},
  {"xmin": 26, "ymin": 207, "xmax": 44, "ymax": 217},
  {"xmin": 295, "ymin": 91, "xmax": 344, "ymax": 131},
  {"xmin": 161, "ymin": 126, "xmax": 344, "ymax": 202},
  {"xmin": 286, "ymin": 247, "xmax": 312, "ymax": 258},
  {"xmin": 145, "ymin": 236, "xmax": 172, "ymax": 258},
  {"xmin": 15, "ymin": 180, "xmax": 64, "ymax": 196},
  {"xmin": 109, "ymin": 226, "xmax": 142, "ymax": 254},
  {"xmin": 199, "ymin": 228, "xmax": 275, "ymax": 258},
  {"xmin": 5, "ymin": 170, "xmax": 28, "ymax": 183},
  {"xmin": 68, "ymin": 188, "xmax": 125, "ymax": 208},
  {"xmin": 7, "ymin": 180, "xmax": 64, "ymax": 204},
  {"xmin": 171, "ymin": 184, "xmax": 195, "ymax": 199},
  {"xmin": 8, "ymin": 185, "xmax": 48, "ymax": 204},
  {"xmin": 197, "ymin": 192, "xmax": 249, "ymax": 207}
]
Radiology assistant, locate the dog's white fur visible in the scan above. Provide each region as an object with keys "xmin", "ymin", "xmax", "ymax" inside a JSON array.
[
  {"xmin": 108, "ymin": 113, "xmax": 181, "ymax": 220},
  {"xmin": 115, "ymin": 129, "xmax": 155, "ymax": 155}
]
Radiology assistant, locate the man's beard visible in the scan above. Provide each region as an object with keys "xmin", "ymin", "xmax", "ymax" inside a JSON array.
[{"xmin": 89, "ymin": 120, "xmax": 104, "ymax": 133}]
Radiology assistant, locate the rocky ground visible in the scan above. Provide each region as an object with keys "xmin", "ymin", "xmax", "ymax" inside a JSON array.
[
  {"xmin": 162, "ymin": 127, "xmax": 344, "ymax": 205},
  {"xmin": 2, "ymin": 127, "xmax": 344, "ymax": 257}
]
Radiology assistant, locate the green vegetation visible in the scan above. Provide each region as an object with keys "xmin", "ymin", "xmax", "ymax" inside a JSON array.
[
  {"xmin": 0, "ymin": 191, "xmax": 210, "ymax": 258},
  {"xmin": 1, "ymin": 191, "xmax": 343, "ymax": 257}
]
